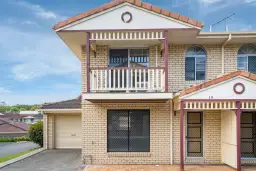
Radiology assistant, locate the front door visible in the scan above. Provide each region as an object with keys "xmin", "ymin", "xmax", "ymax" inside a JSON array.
[
  {"xmin": 241, "ymin": 112, "xmax": 256, "ymax": 158},
  {"xmin": 186, "ymin": 112, "xmax": 203, "ymax": 157}
]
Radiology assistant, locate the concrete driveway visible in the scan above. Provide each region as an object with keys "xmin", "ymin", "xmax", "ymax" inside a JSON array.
[
  {"xmin": 0, "ymin": 142, "xmax": 39, "ymax": 157},
  {"xmin": 1, "ymin": 149, "xmax": 81, "ymax": 171}
]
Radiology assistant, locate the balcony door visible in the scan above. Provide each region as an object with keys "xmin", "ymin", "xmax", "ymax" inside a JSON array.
[
  {"xmin": 109, "ymin": 49, "xmax": 149, "ymax": 68},
  {"xmin": 109, "ymin": 49, "xmax": 149, "ymax": 90}
]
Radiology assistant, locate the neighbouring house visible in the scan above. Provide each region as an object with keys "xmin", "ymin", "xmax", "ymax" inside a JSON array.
[
  {"xmin": 19, "ymin": 111, "xmax": 43, "ymax": 124},
  {"xmin": 0, "ymin": 113, "xmax": 23, "ymax": 122},
  {"xmin": 39, "ymin": 0, "xmax": 256, "ymax": 171},
  {"xmin": 0, "ymin": 118, "xmax": 29, "ymax": 138},
  {"xmin": 0, "ymin": 111, "xmax": 43, "ymax": 125}
]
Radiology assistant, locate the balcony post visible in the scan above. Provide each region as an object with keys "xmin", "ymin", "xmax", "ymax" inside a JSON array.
[
  {"xmin": 180, "ymin": 100, "xmax": 184, "ymax": 171},
  {"xmin": 86, "ymin": 32, "xmax": 90, "ymax": 92},
  {"xmin": 236, "ymin": 101, "xmax": 241, "ymax": 171},
  {"xmin": 164, "ymin": 30, "xmax": 169, "ymax": 92}
]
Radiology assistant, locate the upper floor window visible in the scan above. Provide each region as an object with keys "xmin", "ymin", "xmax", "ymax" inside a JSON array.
[
  {"xmin": 237, "ymin": 44, "xmax": 256, "ymax": 74},
  {"xmin": 185, "ymin": 46, "xmax": 206, "ymax": 81}
]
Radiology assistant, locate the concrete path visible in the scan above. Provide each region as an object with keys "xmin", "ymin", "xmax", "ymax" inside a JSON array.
[
  {"xmin": 0, "ymin": 142, "xmax": 39, "ymax": 158},
  {"xmin": 1, "ymin": 149, "xmax": 81, "ymax": 171}
]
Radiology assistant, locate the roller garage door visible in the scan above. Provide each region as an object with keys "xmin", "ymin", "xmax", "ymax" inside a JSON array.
[{"xmin": 55, "ymin": 115, "xmax": 81, "ymax": 149}]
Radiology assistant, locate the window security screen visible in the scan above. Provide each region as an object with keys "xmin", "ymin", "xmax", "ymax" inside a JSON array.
[{"xmin": 107, "ymin": 110, "xmax": 150, "ymax": 152}]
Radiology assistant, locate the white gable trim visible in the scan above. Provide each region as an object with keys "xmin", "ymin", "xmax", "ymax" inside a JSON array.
[
  {"xmin": 181, "ymin": 76, "xmax": 256, "ymax": 100},
  {"xmin": 56, "ymin": 3, "xmax": 200, "ymax": 31}
]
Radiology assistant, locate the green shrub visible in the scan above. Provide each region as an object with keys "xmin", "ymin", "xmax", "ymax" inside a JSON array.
[
  {"xmin": 14, "ymin": 136, "xmax": 30, "ymax": 142},
  {"xmin": 0, "ymin": 136, "xmax": 30, "ymax": 142},
  {"xmin": 28, "ymin": 121, "xmax": 43, "ymax": 147},
  {"xmin": 0, "ymin": 138, "xmax": 15, "ymax": 142}
]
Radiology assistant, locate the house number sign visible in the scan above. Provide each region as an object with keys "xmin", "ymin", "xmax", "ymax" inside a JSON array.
[{"xmin": 121, "ymin": 12, "xmax": 132, "ymax": 23}]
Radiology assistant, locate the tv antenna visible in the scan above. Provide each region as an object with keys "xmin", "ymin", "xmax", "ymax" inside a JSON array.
[{"xmin": 210, "ymin": 13, "xmax": 235, "ymax": 32}]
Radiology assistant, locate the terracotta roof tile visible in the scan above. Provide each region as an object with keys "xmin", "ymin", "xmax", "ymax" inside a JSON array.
[
  {"xmin": 188, "ymin": 18, "xmax": 197, "ymax": 26},
  {"xmin": 169, "ymin": 12, "xmax": 180, "ymax": 20},
  {"xmin": 179, "ymin": 15, "xmax": 189, "ymax": 23},
  {"xmin": 151, "ymin": 5, "xmax": 161, "ymax": 14},
  {"xmin": 134, "ymin": 0, "xmax": 142, "ymax": 6},
  {"xmin": 141, "ymin": 2, "xmax": 152, "ymax": 10},
  {"xmin": 180, "ymin": 70, "xmax": 256, "ymax": 97},
  {"xmin": 161, "ymin": 9, "xmax": 170, "ymax": 17},
  {"xmin": 53, "ymin": 0, "xmax": 203, "ymax": 30}
]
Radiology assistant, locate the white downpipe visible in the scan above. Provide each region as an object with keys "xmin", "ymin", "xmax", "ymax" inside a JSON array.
[
  {"xmin": 170, "ymin": 101, "xmax": 173, "ymax": 164},
  {"xmin": 156, "ymin": 45, "xmax": 158, "ymax": 67},
  {"xmin": 221, "ymin": 34, "xmax": 232, "ymax": 74}
]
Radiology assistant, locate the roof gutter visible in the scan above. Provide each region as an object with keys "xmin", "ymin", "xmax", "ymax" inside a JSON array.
[
  {"xmin": 37, "ymin": 109, "xmax": 81, "ymax": 114},
  {"xmin": 221, "ymin": 34, "xmax": 232, "ymax": 74}
]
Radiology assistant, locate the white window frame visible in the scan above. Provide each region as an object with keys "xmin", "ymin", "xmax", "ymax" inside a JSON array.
[
  {"xmin": 237, "ymin": 55, "xmax": 256, "ymax": 72},
  {"xmin": 185, "ymin": 55, "xmax": 206, "ymax": 81}
]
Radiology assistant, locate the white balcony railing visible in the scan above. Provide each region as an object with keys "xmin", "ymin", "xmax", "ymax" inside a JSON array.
[{"xmin": 90, "ymin": 67, "xmax": 165, "ymax": 92}]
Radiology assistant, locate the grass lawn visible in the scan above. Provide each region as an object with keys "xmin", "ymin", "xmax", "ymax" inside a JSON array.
[{"xmin": 0, "ymin": 148, "xmax": 37, "ymax": 163}]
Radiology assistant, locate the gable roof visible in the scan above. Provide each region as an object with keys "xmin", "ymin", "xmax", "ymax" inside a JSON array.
[
  {"xmin": 53, "ymin": 0, "xmax": 204, "ymax": 30},
  {"xmin": 179, "ymin": 70, "xmax": 256, "ymax": 97},
  {"xmin": 0, "ymin": 118, "xmax": 29, "ymax": 133},
  {"xmin": 40, "ymin": 96, "xmax": 81, "ymax": 109}
]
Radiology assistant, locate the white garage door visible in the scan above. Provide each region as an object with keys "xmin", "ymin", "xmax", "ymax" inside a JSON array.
[{"xmin": 55, "ymin": 115, "xmax": 81, "ymax": 149}]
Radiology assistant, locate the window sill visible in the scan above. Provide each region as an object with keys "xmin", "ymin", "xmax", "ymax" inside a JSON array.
[{"xmin": 107, "ymin": 152, "xmax": 151, "ymax": 157}]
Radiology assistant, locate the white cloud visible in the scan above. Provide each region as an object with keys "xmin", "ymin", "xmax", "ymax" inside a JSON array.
[
  {"xmin": 11, "ymin": 0, "xmax": 59, "ymax": 20},
  {"xmin": 2, "ymin": 91, "xmax": 80, "ymax": 105},
  {"xmin": 243, "ymin": 0, "xmax": 256, "ymax": 3},
  {"xmin": 0, "ymin": 25, "xmax": 80, "ymax": 81},
  {"xmin": 199, "ymin": 0, "xmax": 223, "ymax": 4},
  {"xmin": 0, "ymin": 87, "xmax": 12, "ymax": 94},
  {"xmin": 21, "ymin": 20, "xmax": 36, "ymax": 25},
  {"xmin": 240, "ymin": 24, "xmax": 253, "ymax": 31}
]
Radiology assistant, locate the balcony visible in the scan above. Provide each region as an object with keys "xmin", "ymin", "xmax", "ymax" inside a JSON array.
[{"xmin": 90, "ymin": 67, "xmax": 165, "ymax": 92}]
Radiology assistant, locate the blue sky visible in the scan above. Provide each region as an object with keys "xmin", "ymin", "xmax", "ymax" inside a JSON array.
[{"xmin": 0, "ymin": 0, "xmax": 255, "ymax": 105}]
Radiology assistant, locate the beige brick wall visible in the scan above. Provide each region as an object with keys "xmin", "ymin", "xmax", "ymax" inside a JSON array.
[
  {"xmin": 43, "ymin": 114, "xmax": 54, "ymax": 149},
  {"xmin": 43, "ymin": 114, "xmax": 47, "ymax": 148},
  {"xmin": 224, "ymin": 44, "xmax": 240, "ymax": 73},
  {"xmin": 81, "ymin": 101, "xmax": 171, "ymax": 164},
  {"xmin": 81, "ymin": 44, "xmax": 240, "ymax": 93},
  {"xmin": 168, "ymin": 44, "xmax": 223, "ymax": 92},
  {"xmin": 204, "ymin": 111, "xmax": 221, "ymax": 164},
  {"xmin": 172, "ymin": 110, "xmax": 221, "ymax": 164}
]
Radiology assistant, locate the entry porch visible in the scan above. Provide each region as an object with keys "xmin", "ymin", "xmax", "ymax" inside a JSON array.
[{"xmin": 174, "ymin": 71, "xmax": 256, "ymax": 171}]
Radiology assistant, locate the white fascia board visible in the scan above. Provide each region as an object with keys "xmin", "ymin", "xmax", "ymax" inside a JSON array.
[
  {"xmin": 83, "ymin": 93, "xmax": 173, "ymax": 100},
  {"xmin": 37, "ymin": 109, "xmax": 81, "ymax": 114}
]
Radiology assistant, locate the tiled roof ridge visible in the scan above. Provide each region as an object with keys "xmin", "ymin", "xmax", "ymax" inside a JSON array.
[
  {"xmin": 53, "ymin": 0, "xmax": 203, "ymax": 30},
  {"xmin": 180, "ymin": 70, "xmax": 256, "ymax": 97},
  {"xmin": 0, "ymin": 118, "xmax": 28, "ymax": 131}
]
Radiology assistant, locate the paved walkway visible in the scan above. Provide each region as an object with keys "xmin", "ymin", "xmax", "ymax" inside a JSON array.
[
  {"xmin": 85, "ymin": 165, "xmax": 256, "ymax": 171},
  {"xmin": 0, "ymin": 142, "xmax": 39, "ymax": 158}
]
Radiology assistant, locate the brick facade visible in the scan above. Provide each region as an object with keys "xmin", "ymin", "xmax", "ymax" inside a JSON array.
[
  {"xmin": 81, "ymin": 44, "xmax": 239, "ymax": 93},
  {"xmin": 172, "ymin": 110, "xmax": 221, "ymax": 164},
  {"xmin": 78, "ymin": 43, "xmax": 240, "ymax": 165},
  {"xmin": 82, "ymin": 101, "xmax": 171, "ymax": 164},
  {"xmin": 43, "ymin": 114, "xmax": 55, "ymax": 149}
]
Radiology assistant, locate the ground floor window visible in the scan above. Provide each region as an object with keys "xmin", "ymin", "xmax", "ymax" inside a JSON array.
[
  {"xmin": 241, "ymin": 112, "xmax": 256, "ymax": 158},
  {"xmin": 107, "ymin": 110, "xmax": 150, "ymax": 152},
  {"xmin": 186, "ymin": 112, "xmax": 203, "ymax": 157}
]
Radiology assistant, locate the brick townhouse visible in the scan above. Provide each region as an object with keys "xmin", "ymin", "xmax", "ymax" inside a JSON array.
[{"xmin": 39, "ymin": 1, "xmax": 256, "ymax": 171}]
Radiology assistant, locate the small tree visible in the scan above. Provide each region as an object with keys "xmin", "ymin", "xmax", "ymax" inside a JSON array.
[{"xmin": 28, "ymin": 121, "xmax": 43, "ymax": 147}]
